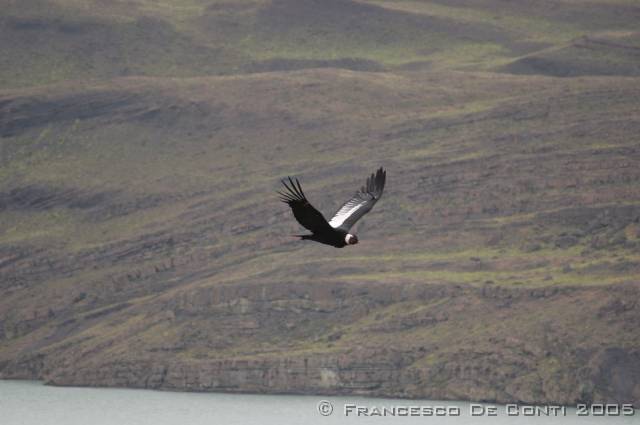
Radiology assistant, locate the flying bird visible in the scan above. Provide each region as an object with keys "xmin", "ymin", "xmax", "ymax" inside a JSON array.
[{"xmin": 278, "ymin": 167, "xmax": 386, "ymax": 248}]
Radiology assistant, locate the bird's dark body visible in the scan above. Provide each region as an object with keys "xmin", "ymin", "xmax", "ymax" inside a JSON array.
[
  {"xmin": 299, "ymin": 230, "xmax": 348, "ymax": 248},
  {"xmin": 278, "ymin": 168, "xmax": 386, "ymax": 248}
]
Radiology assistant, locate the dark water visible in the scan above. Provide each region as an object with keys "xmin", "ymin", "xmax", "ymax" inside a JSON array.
[{"xmin": 0, "ymin": 380, "xmax": 637, "ymax": 424}]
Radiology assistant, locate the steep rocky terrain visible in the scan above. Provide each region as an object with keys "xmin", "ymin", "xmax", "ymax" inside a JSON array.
[{"xmin": 1, "ymin": 0, "xmax": 639, "ymax": 405}]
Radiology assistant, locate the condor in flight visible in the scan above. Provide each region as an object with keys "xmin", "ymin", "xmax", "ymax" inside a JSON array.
[{"xmin": 278, "ymin": 167, "xmax": 386, "ymax": 248}]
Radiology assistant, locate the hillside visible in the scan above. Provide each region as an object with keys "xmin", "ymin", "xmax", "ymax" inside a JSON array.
[{"xmin": 1, "ymin": 0, "xmax": 639, "ymax": 404}]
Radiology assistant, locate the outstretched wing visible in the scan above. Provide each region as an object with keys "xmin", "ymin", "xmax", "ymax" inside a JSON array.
[
  {"xmin": 278, "ymin": 177, "xmax": 331, "ymax": 233},
  {"xmin": 328, "ymin": 167, "xmax": 386, "ymax": 232}
]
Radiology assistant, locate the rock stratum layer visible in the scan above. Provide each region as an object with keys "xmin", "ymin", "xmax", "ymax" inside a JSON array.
[{"xmin": 3, "ymin": 281, "xmax": 640, "ymax": 404}]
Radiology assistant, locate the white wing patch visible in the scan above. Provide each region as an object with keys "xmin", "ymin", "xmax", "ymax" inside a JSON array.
[{"xmin": 328, "ymin": 201, "xmax": 364, "ymax": 229}]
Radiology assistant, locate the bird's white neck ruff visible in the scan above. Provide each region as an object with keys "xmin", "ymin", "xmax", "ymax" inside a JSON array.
[{"xmin": 345, "ymin": 234, "xmax": 354, "ymax": 244}]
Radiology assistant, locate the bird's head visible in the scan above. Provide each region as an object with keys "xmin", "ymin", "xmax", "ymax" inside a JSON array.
[{"xmin": 345, "ymin": 234, "xmax": 358, "ymax": 245}]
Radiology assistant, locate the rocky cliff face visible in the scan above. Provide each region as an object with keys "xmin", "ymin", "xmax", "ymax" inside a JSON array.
[{"xmin": 3, "ymin": 279, "xmax": 638, "ymax": 405}]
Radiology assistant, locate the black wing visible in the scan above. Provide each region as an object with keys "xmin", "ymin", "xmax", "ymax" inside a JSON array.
[
  {"xmin": 278, "ymin": 177, "xmax": 331, "ymax": 233},
  {"xmin": 328, "ymin": 167, "xmax": 386, "ymax": 232}
]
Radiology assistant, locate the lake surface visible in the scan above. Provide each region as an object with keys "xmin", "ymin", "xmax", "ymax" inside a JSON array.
[{"xmin": 0, "ymin": 380, "xmax": 637, "ymax": 425}]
